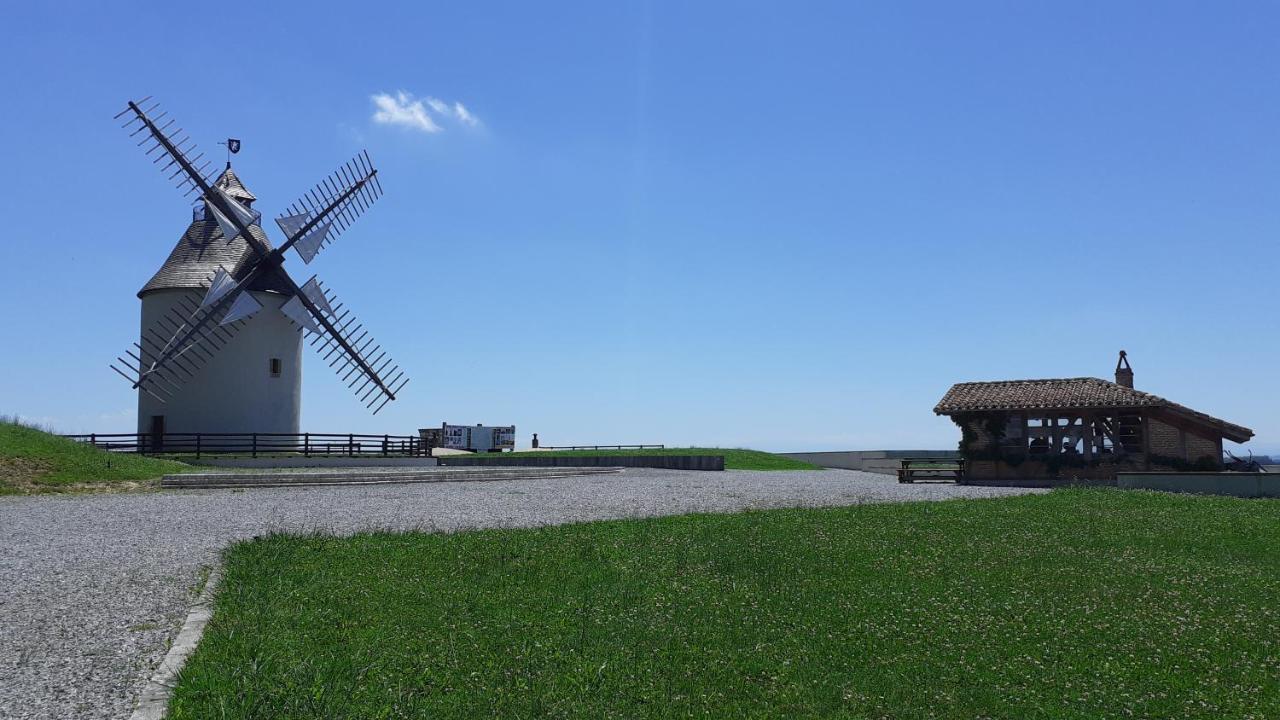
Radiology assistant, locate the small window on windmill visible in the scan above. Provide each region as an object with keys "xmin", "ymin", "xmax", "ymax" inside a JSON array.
[{"xmin": 269, "ymin": 358, "xmax": 282, "ymax": 377}]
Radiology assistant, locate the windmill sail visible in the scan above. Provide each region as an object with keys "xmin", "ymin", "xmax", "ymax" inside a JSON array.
[
  {"xmin": 200, "ymin": 268, "xmax": 236, "ymax": 309},
  {"xmin": 111, "ymin": 271, "xmax": 257, "ymax": 401},
  {"xmin": 275, "ymin": 152, "xmax": 382, "ymax": 264},
  {"xmin": 300, "ymin": 276, "xmax": 335, "ymax": 317},
  {"xmin": 295, "ymin": 278, "xmax": 409, "ymax": 414},
  {"xmin": 114, "ymin": 99, "xmax": 217, "ymax": 200},
  {"xmin": 219, "ymin": 291, "xmax": 262, "ymax": 325},
  {"xmin": 207, "ymin": 186, "xmax": 261, "ymax": 242},
  {"xmin": 279, "ymin": 295, "xmax": 321, "ymax": 334}
]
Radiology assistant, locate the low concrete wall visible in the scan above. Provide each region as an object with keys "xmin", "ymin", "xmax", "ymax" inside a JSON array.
[
  {"xmin": 1118, "ymin": 472, "xmax": 1278, "ymax": 498},
  {"xmin": 440, "ymin": 455, "xmax": 725, "ymax": 471},
  {"xmin": 162, "ymin": 466, "xmax": 621, "ymax": 489},
  {"xmin": 778, "ymin": 450, "xmax": 959, "ymax": 475},
  {"xmin": 192, "ymin": 457, "xmax": 439, "ymax": 468},
  {"xmin": 961, "ymin": 478, "xmax": 1116, "ymax": 489}
]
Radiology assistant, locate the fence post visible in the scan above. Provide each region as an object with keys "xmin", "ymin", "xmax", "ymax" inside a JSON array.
[
  {"xmin": 349, "ymin": 433, "xmax": 354, "ymax": 458},
  {"xmin": 304, "ymin": 432, "xmax": 310, "ymax": 458},
  {"xmin": 383, "ymin": 434, "xmax": 389, "ymax": 457},
  {"xmin": 196, "ymin": 434, "xmax": 201, "ymax": 459},
  {"xmin": 252, "ymin": 433, "xmax": 258, "ymax": 459}
]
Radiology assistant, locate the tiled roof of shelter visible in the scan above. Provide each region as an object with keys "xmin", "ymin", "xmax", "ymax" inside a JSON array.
[{"xmin": 934, "ymin": 377, "xmax": 1253, "ymax": 443}]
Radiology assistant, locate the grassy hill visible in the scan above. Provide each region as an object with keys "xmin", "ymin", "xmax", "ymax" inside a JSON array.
[
  {"xmin": 469, "ymin": 447, "xmax": 820, "ymax": 471},
  {"xmin": 0, "ymin": 419, "xmax": 189, "ymax": 494}
]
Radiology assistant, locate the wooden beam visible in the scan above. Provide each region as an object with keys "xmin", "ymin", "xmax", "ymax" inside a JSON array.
[
  {"xmin": 1082, "ymin": 412, "xmax": 1092, "ymax": 461},
  {"xmin": 1142, "ymin": 413, "xmax": 1151, "ymax": 470}
]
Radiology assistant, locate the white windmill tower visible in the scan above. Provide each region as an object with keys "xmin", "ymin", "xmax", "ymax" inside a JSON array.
[
  {"xmin": 135, "ymin": 167, "xmax": 303, "ymax": 437},
  {"xmin": 111, "ymin": 98, "xmax": 409, "ymax": 444}
]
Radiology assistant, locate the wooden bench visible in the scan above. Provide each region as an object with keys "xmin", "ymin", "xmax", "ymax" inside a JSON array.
[{"xmin": 897, "ymin": 458, "xmax": 965, "ymax": 484}]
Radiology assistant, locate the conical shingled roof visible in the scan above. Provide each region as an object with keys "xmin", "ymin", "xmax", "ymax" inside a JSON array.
[
  {"xmin": 138, "ymin": 169, "xmax": 290, "ymax": 298},
  {"xmin": 215, "ymin": 166, "xmax": 256, "ymax": 203}
]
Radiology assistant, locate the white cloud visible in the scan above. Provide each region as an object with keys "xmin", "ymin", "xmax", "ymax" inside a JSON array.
[
  {"xmin": 453, "ymin": 102, "xmax": 478, "ymax": 127},
  {"xmin": 370, "ymin": 92, "xmax": 441, "ymax": 133},
  {"xmin": 370, "ymin": 91, "xmax": 481, "ymax": 133}
]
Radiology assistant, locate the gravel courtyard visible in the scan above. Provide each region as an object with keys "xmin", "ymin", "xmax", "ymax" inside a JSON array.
[{"xmin": 0, "ymin": 468, "xmax": 1044, "ymax": 720}]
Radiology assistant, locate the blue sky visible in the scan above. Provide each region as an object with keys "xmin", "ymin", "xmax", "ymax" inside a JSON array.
[{"xmin": 1, "ymin": 2, "xmax": 1276, "ymax": 453}]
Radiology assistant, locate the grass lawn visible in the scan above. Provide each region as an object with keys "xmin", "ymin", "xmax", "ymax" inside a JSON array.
[
  {"xmin": 0, "ymin": 420, "xmax": 190, "ymax": 494},
  {"xmin": 171, "ymin": 490, "xmax": 1280, "ymax": 719},
  {"xmin": 466, "ymin": 447, "xmax": 821, "ymax": 471}
]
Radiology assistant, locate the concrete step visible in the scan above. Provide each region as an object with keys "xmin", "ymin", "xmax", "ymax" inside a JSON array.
[{"xmin": 161, "ymin": 466, "xmax": 624, "ymax": 489}]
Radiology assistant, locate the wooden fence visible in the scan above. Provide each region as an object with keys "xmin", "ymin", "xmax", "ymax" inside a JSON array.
[{"xmin": 64, "ymin": 432, "xmax": 425, "ymax": 459}]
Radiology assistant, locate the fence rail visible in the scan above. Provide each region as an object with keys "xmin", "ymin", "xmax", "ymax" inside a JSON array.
[
  {"xmin": 538, "ymin": 444, "xmax": 666, "ymax": 451},
  {"xmin": 64, "ymin": 432, "xmax": 426, "ymax": 459}
]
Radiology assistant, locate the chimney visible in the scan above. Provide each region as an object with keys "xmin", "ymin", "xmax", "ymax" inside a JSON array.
[{"xmin": 1115, "ymin": 350, "xmax": 1134, "ymax": 388}]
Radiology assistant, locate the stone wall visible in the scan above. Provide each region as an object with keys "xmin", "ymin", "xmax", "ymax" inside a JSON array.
[
  {"xmin": 963, "ymin": 418, "xmax": 997, "ymax": 452},
  {"xmin": 1148, "ymin": 418, "xmax": 1182, "ymax": 457},
  {"xmin": 1186, "ymin": 433, "xmax": 1219, "ymax": 462},
  {"xmin": 1148, "ymin": 416, "xmax": 1222, "ymax": 465}
]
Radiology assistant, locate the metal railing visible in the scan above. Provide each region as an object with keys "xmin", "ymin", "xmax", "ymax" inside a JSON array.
[
  {"xmin": 538, "ymin": 444, "xmax": 665, "ymax": 451},
  {"xmin": 64, "ymin": 432, "xmax": 425, "ymax": 459}
]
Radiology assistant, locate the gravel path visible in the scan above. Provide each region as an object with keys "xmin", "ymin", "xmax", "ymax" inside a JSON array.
[{"xmin": 0, "ymin": 468, "xmax": 1043, "ymax": 720}]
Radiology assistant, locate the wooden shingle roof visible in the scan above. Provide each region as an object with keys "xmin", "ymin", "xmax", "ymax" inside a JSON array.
[
  {"xmin": 138, "ymin": 169, "xmax": 288, "ymax": 297},
  {"xmin": 934, "ymin": 377, "xmax": 1253, "ymax": 443},
  {"xmin": 138, "ymin": 220, "xmax": 290, "ymax": 297},
  {"xmin": 216, "ymin": 167, "xmax": 256, "ymax": 203}
]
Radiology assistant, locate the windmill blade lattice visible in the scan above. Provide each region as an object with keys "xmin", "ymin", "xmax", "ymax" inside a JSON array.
[
  {"xmin": 276, "ymin": 152, "xmax": 383, "ymax": 264},
  {"xmin": 110, "ymin": 270, "xmax": 255, "ymax": 401},
  {"xmin": 285, "ymin": 278, "xmax": 410, "ymax": 415},
  {"xmin": 114, "ymin": 98, "xmax": 217, "ymax": 200}
]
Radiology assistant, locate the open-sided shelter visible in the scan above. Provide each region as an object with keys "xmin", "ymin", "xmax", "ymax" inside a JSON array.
[{"xmin": 934, "ymin": 352, "xmax": 1253, "ymax": 481}]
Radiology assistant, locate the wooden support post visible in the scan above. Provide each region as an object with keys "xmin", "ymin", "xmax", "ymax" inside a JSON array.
[
  {"xmin": 252, "ymin": 434, "xmax": 258, "ymax": 459},
  {"xmin": 304, "ymin": 432, "xmax": 310, "ymax": 458},
  {"xmin": 196, "ymin": 434, "xmax": 201, "ymax": 459},
  {"xmin": 1142, "ymin": 414, "xmax": 1151, "ymax": 470}
]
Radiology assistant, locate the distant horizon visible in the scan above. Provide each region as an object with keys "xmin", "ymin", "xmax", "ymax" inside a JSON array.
[{"xmin": 2, "ymin": 2, "xmax": 1275, "ymax": 454}]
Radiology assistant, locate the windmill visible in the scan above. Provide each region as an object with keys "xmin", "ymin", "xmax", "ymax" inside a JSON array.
[{"xmin": 110, "ymin": 97, "xmax": 409, "ymax": 439}]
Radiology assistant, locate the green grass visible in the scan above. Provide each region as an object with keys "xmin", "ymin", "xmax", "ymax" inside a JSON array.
[
  {"xmin": 171, "ymin": 490, "xmax": 1280, "ymax": 719},
  {"xmin": 465, "ymin": 447, "xmax": 820, "ymax": 470},
  {"xmin": 0, "ymin": 420, "xmax": 190, "ymax": 494}
]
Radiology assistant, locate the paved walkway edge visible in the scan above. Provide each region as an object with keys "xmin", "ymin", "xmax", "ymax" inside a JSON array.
[{"xmin": 129, "ymin": 563, "xmax": 223, "ymax": 720}]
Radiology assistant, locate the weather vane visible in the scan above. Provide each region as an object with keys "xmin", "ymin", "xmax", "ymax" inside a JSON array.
[{"xmin": 217, "ymin": 137, "xmax": 241, "ymax": 168}]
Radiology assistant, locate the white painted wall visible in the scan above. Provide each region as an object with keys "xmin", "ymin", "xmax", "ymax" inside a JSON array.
[{"xmin": 136, "ymin": 289, "xmax": 302, "ymax": 435}]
